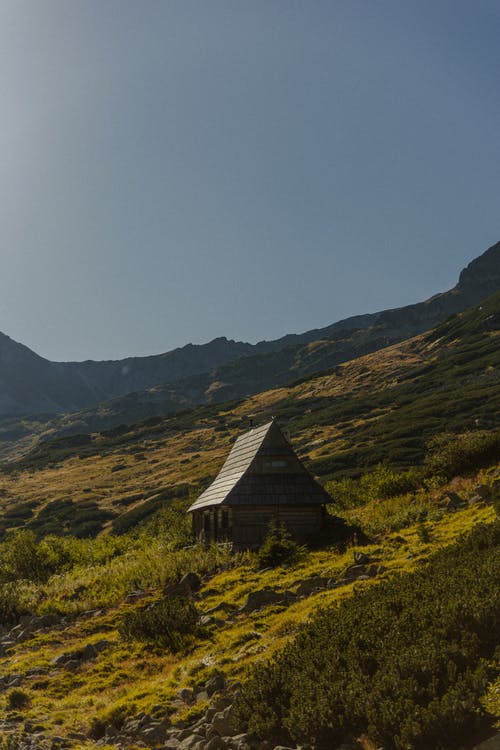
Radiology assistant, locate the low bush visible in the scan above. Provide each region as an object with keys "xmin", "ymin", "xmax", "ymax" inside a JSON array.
[
  {"xmin": 119, "ymin": 595, "xmax": 200, "ymax": 652},
  {"xmin": 234, "ymin": 521, "xmax": 500, "ymax": 750},
  {"xmin": 326, "ymin": 465, "xmax": 421, "ymax": 509},
  {"xmin": 6, "ymin": 689, "xmax": 30, "ymax": 710},
  {"xmin": 424, "ymin": 430, "xmax": 500, "ymax": 480},
  {"xmin": 0, "ymin": 582, "xmax": 32, "ymax": 626}
]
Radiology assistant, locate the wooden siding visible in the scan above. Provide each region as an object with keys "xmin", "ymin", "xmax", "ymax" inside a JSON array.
[{"xmin": 192, "ymin": 504, "xmax": 324, "ymax": 548}]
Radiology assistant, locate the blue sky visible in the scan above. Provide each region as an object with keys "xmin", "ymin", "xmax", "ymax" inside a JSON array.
[{"xmin": 0, "ymin": 1, "xmax": 498, "ymax": 361}]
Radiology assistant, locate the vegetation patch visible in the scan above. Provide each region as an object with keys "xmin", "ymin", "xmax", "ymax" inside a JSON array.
[
  {"xmin": 234, "ymin": 521, "xmax": 500, "ymax": 750},
  {"xmin": 119, "ymin": 595, "xmax": 201, "ymax": 652}
]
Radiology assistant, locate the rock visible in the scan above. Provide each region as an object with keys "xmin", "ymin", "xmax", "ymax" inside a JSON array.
[
  {"xmin": 342, "ymin": 564, "xmax": 367, "ymax": 581},
  {"xmin": 239, "ymin": 588, "xmax": 295, "ymax": 614},
  {"xmin": 206, "ymin": 674, "xmax": 226, "ymax": 696},
  {"xmin": 367, "ymin": 564, "xmax": 387, "ymax": 577},
  {"xmin": 164, "ymin": 741, "xmax": 182, "ymax": 750},
  {"xmin": 205, "ymin": 737, "xmax": 227, "ymax": 750},
  {"xmin": 472, "ymin": 484, "xmax": 491, "ymax": 500},
  {"xmin": 62, "ymin": 659, "xmax": 81, "ymax": 672},
  {"xmin": 228, "ymin": 733, "xmax": 252, "ymax": 750},
  {"xmin": 469, "ymin": 495, "xmax": 486, "ymax": 506},
  {"xmin": 125, "ymin": 590, "xmax": 147, "ymax": 602},
  {"xmin": 212, "ymin": 706, "xmax": 237, "ymax": 738},
  {"xmin": 196, "ymin": 690, "xmax": 209, "ymax": 703},
  {"xmin": 353, "ymin": 551, "xmax": 370, "ymax": 564},
  {"xmin": 140, "ymin": 722, "xmax": 167, "ymax": 742},
  {"xmin": 93, "ymin": 639, "xmax": 113, "ymax": 653},
  {"xmin": 441, "ymin": 491, "xmax": 466, "ymax": 510},
  {"xmin": 294, "ymin": 577, "xmax": 329, "ymax": 597},
  {"xmin": 200, "ymin": 615, "xmax": 226, "ymax": 628},
  {"xmin": 204, "ymin": 602, "xmax": 237, "ymax": 616},
  {"xmin": 178, "ymin": 688, "xmax": 194, "ymax": 704},
  {"xmin": 211, "ymin": 695, "xmax": 232, "ymax": 712},
  {"xmin": 180, "ymin": 734, "xmax": 205, "ymax": 749},
  {"xmin": 81, "ymin": 643, "xmax": 97, "ymax": 661}
]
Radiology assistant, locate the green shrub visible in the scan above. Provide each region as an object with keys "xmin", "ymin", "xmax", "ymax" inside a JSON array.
[
  {"xmin": 326, "ymin": 465, "xmax": 421, "ymax": 509},
  {"xmin": 235, "ymin": 521, "xmax": 500, "ymax": 750},
  {"xmin": 0, "ymin": 582, "xmax": 31, "ymax": 626},
  {"xmin": 256, "ymin": 522, "xmax": 301, "ymax": 568},
  {"xmin": 6, "ymin": 689, "xmax": 30, "ymax": 710},
  {"xmin": 119, "ymin": 595, "xmax": 200, "ymax": 652},
  {"xmin": 424, "ymin": 430, "xmax": 500, "ymax": 480}
]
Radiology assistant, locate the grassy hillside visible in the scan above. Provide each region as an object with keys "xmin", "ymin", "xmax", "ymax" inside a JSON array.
[
  {"xmin": 0, "ymin": 292, "xmax": 498, "ymax": 538},
  {"xmin": 0, "ymin": 294, "xmax": 498, "ymax": 748},
  {"xmin": 0, "ymin": 471, "xmax": 497, "ymax": 749}
]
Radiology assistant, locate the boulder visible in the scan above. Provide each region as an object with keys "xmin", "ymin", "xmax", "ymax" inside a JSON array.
[
  {"xmin": 294, "ymin": 577, "xmax": 329, "ymax": 597},
  {"xmin": 440, "ymin": 492, "xmax": 466, "ymax": 511},
  {"xmin": 342, "ymin": 564, "xmax": 367, "ymax": 581},
  {"xmin": 239, "ymin": 588, "xmax": 295, "ymax": 614},
  {"xmin": 212, "ymin": 706, "xmax": 237, "ymax": 738},
  {"xmin": 472, "ymin": 484, "xmax": 491, "ymax": 500},
  {"xmin": 205, "ymin": 737, "xmax": 227, "ymax": 750},
  {"xmin": 353, "ymin": 551, "xmax": 370, "ymax": 564},
  {"xmin": 178, "ymin": 688, "xmax": 194, "ymax": 704},
  {"xmin": 140, "ymin": 722, "xmax": 168, "ymax": 742},
  {"xmin": 206, "ymin": 674, "xmax": 226, "ymax": 696}
]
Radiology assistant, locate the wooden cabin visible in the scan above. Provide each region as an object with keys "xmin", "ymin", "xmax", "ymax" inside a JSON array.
[{"xmin": 188, "ymin": 419, "xmax": 333, "ymax": 547}]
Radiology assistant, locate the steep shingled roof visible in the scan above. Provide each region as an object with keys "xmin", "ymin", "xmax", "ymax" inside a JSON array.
[{"xmin": 188, "ymin": 419, "xmax": 333, "ymax": 512}]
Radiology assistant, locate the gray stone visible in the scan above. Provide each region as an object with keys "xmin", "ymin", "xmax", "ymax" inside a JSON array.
[
  {"xmin": 205, "ymin": 602, "xmax": 237, "ymax": 616},
  {"xmin": 140, "ymin": 722, "xmax": 167, "ymax": 742},
  {"xmin": 212, "ymin": 706, "xmax": 237, "ymax": 738},
  {"xmin": 353, "ymin": 551, "xmax": 370, "ymax": 564},
  {"xmin": 239, "ymin": 588, "xmax": 295, "ymax": 614},
  {"xmin": 211, "ymin": 695, "xmax": 232, "ymax": 712},
  {"xmin": 205, "ymin": 737, "xmax": 227, "ymax": 750},
  {"xmin": 228, "ymin": 734, "xmax": 252, "ymax": 750},
  {"xmin": 206, "ymin": 674, "xmax": 226, "ymax": 695},
  {"xmin": 178, "ymin": 687, "xmax": 194, "ymax": 704},
  {"xmin": 294, "ymin": 577, "xmax": 329, "ymax": 597},
  {"xmin": 180, "ymin": 734, "xmax": 205, "ymax": 749},
  {"xmin": 342, "ymin": 564, "xmax": 367, "ymax": 581},
  {"xmin": 472, "ymin": 484, "xmax": 491, "ymax": 500}
]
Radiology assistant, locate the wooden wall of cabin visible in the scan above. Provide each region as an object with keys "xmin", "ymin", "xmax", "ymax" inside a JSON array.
[{"xmin": 192, "ymin": 504, "xmax": 324, "ymax": 547}]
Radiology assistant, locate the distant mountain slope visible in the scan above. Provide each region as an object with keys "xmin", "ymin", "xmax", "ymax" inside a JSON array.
[
  {"xmin": 0, "ymin": 239, "xmax": 498, "ymax": 419},
  {"xmin": 1, "ymin": 290, "xmax": 498, "ymax": 539}
]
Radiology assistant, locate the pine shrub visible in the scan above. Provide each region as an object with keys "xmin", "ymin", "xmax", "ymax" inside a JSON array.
[
  {"xmin": 119, "ymin": 595, "xmax": 200, "ymax": 652},
  {"xmin": 235, "ymin": 521, "xmax": 500, "ymax": 750}
]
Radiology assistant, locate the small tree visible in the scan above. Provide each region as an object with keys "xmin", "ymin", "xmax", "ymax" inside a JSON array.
[{"xmin": 256, "ymin": 521, "xmax": 301, "ymax": 568}]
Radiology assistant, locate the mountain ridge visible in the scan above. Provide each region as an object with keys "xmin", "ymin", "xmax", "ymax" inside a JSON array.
[{"xmin": 0, "ymin": 239, "xmax": 499, "ymax": 418}]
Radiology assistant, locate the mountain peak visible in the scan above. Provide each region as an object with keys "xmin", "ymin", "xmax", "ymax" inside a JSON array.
[{"xmin": 458, "ymin": 241, "xmax": 500, "ymax": 293}]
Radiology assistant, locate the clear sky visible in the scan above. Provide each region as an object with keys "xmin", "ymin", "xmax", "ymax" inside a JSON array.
[{"xmin": 0, "ymin": 1, "xmax": 498, "ymax": 362}]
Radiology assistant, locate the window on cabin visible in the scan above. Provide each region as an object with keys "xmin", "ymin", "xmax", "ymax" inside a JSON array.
[{"xmin": 264, "ymin": 459, "xmax": 288, "ymax": 468}]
